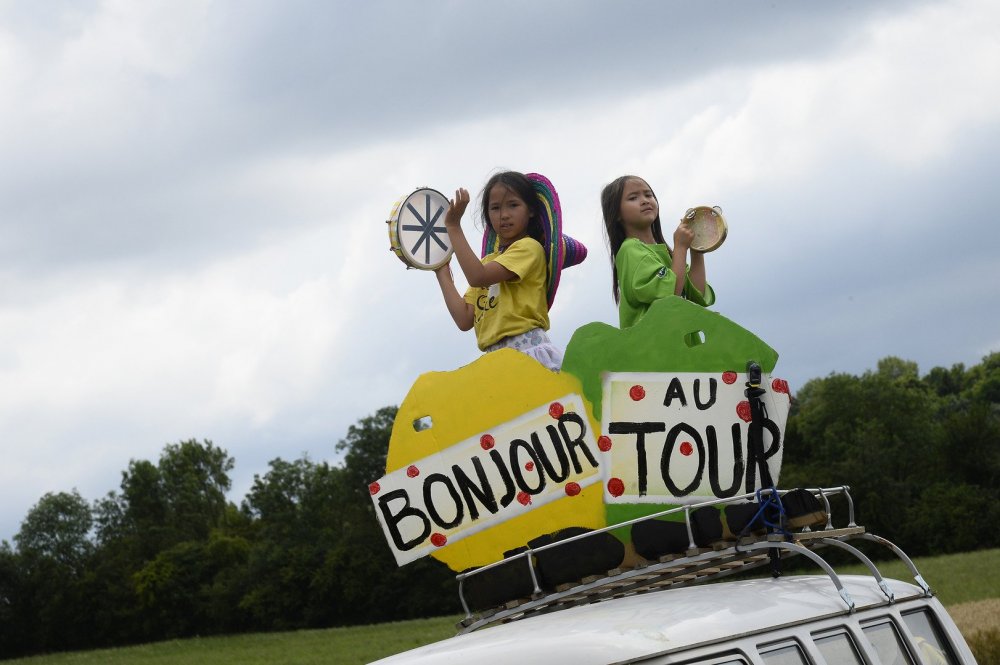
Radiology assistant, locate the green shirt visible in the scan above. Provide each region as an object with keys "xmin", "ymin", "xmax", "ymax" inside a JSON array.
[{"xmin": 615, "ymin": 238, "xmax": 716, "ymax": 329}]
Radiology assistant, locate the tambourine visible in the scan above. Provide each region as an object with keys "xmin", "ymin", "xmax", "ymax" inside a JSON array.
[
  {"xmin": 387, "ymin": 188, "xmax": 453, "ymax": 270},
  {"xmin": 683, "ymin": 206, "xmax": 728, "ymax": 252}
]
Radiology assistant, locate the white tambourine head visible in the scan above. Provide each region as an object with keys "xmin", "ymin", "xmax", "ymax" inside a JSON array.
[
  {"xmin": 387, "ymin": 188, "xmax": 454, "ymax": 270},
  {"xmin": 683, "ymin": 205, "xmax": 728, "ymax": 253}
]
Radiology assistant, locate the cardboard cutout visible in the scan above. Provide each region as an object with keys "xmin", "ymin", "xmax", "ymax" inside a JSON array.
[
  {"xmin": 372, "ymin": 349, "xmax": 605, "ymax": 570},
  {"xmin": 370, "ymin": 296, "xmax": 791, "ymax": 575},
  {"xmin": 563, "ymin": 297, "xmax": 790, "ymax": 534}
]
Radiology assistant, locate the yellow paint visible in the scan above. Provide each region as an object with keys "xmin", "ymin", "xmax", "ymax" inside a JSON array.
[{"xmin": 387, "ymin": 349, "xmax": 605, "ymax": 571}]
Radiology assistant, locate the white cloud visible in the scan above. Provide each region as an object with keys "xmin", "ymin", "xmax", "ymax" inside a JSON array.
[{"xmin": 2, "ymin": 0, "xmax": 999, "ymax": 542}]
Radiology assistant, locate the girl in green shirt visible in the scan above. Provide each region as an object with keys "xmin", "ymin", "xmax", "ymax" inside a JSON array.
[{"xmin": 600, "ymin": 175, "xmax": 715, "ymax": 329}]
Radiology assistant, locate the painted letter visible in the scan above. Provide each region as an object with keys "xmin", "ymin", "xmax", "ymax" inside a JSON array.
[
  {"xmin": 661, "ymin": 423, "xmax": 705, "ymax": 496},
  {"xmin": 559, "ymin": 412, "xmax": 599, "ymax": 474},
  {"xmin": 423, "ymin": 473, "xmax": 464, "ymax": 529},
  {"xmin": 377, "ymin": 489, "xmax": 431, "ymax": 552},
  {"xmin": 663, "ymin": 377, "xmax": 688, "ymax": 408},
  {"xmin": 453, "ymin": 456, "xmax": 498, "ymax": 521},
  {"xmin": 706, "ymin": 424, "xmax": 743, "ymax": 497},
  {"xmin": 693, "ymin": 378, "xmax": 718, "ymax": 410},
  {"xmin": 608, "ymin": 421, "xmax": 666, "ymax": 496}
]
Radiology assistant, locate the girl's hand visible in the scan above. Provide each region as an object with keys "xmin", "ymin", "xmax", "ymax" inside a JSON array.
[
  {"xmin": 434, "ymin": 260, "xmax": 452, "ymax": 278},
  {"xmin": 673, "ymin": 221, "xmax": 694, "ymax": 251},
  {"xmin": 445, "ymin": 188, "xmax": 470, "ymax": 227}
]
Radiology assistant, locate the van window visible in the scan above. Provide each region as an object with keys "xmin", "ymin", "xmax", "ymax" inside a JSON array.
[
  {"xmin": 862, "ymin": 621, "xmax": 915, "ymax": 665},
  {"xmin": 759, "ymin": 643, "xmax": 809, "ymax": 665},
  {"xmin": 814, "ymin": 631, "xmax": 864, "ymax": 664},
  {"xmin": 901, "ymin": 610, "xmax": 957, "ymax": 665}
]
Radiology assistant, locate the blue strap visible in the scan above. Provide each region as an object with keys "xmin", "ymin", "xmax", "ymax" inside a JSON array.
[{"xmin": 736, "ymin": 487, "xmax": 791, "ymax": 542}]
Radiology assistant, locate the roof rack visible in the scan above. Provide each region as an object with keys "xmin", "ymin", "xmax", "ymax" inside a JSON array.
[{"xmin": 455, "ymin": 486, "xmax": 931, "ymax": 634}]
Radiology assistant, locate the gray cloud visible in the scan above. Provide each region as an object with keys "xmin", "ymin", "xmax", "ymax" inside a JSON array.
[
  {"xmin": 0, "ymin": 0, "xmax": 925, "ymax": 274},
  {"xmin": 1, "ymin": 0, "xmax": 996, "ymax": 544}
]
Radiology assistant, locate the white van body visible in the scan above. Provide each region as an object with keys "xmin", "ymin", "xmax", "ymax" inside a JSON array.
[
  {"xmin": 372, "ymin": 574, "xmax": 975, "ymax": 664},
  {"xmin": 371, "ymin": 487, "xmax": 977, "ymax": 664}
]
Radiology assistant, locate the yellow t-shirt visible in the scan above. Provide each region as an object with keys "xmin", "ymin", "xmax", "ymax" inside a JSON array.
[{"xmin": 463, "ymin": 238, "xmax": 549, "ymax": 350}]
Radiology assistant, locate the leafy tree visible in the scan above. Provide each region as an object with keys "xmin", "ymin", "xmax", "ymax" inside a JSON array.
[
  {"xmin": 14, "ymin": 490, "xmax": 93, "ymax": 574},
  {"xmin": 923, "ymin": 362, "xmax": 967, "ymax": 397},
  {"xmin": 328, "ymin": 405, "xmax": 460, "ymax": 624},
  {"xmin": 965, "ymin": 351, "xmax": 1000, "ymax": 403},
  {"xmin": 0, "ymin": 541, "xmax": 27, "ymax": 657},
  {"xmin": 783, "ymin": 355, "xmax": 999, "ymax": 555},
  {"xmin": 85, "ymin": 440, "xmax": 239, "ymax": 644},
  {"xmin": 239, "ymin": 457, "xmax": 347, "ymax": 630},
  {"xmin": 898, "ymin": 481, "xmax": 1000, "ymax": 554},
  {"xmin": 938, "ymin": 401, "xmax": 1000, "ymax": 490},
  {"xmin": 336, "ymin": 406, "xmax": 401, "ymax": 501},
  {"xmin": 9, "ymin": 491, "xmax": 96, "ymax": 653},
  {"xmin": 7, "ymin": 354, "xmax": 994, "ymax": 656},
  {"xmin": 132, "ymin": 532, "xmax": 251, "ymax": 638},
  {"xmin": 877, "ymin": 356, "xmax": 919, "ymax": 381},
  {"xmin": 98, "ymin": 440, "xmax": 235, "ymax": 557},
  {"xmin": 158, "ymin": 439, "xmax": 234, "ymax": 539}
]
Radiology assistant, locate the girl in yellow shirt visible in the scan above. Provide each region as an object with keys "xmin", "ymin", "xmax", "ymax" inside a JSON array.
[{"xmin": 434, "ymin": 172, "xmax": 585, "ymax": 371}]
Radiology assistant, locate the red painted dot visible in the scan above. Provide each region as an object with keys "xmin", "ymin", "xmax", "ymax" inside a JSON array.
[
  {"xmin": 737, "ymin": 400, "xmax": 753, "ymax": 423},
  {"xmin": 430, "ymin": 533, "xmax": 447, "ymax": 547},
  {"xmin": 679, "ymin": 441, "xmax": 693, "ymax": 456},
  {"xmin": 598, "ymin": 435, "xmax": 613, "ymax": 452},
  {"xmin": 772, "ymin": 378, "xmax": 791, "ymax": 398},
  {"xmin": 565, "ymin": 482, "xmax": 581, "ymax": 497},
  {"xmin": 548, "ymin": 402, "xmax": 565, "ymax": 418},
  {"xmin": 607, "ymin": 477, "xmax": 625, "ymax": 497},
  {"xmin": 517, "ymin": 491, "xmax": 532, "ymax": 506},
  {"xmin": 629, "ymin": 385, "xmax": 646, "ymax": 401},
  {"xmin": 480, "ymin": 434, "xmax": 495, "ymax": 450},
  {"xmin": 368, "ymin": 482, "xmax": 381, "ymax": 495},
  {"xmin": 524, "ymin": 461, "xmax": 535, "ymax": 472},
  {"xmin": 406, "ymin": 465, "xmax": 420, "ymax": 478},
  {"xmin": 722, "ymin": 371, "xmax": 738, "ymax": 385}
]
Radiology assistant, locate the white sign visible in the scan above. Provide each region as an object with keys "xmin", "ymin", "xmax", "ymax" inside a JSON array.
[
  {"xmin": 600, "ymin": 372, "xmax": 790, "ymax": 504},
  {"xmin": 370, "ymin": 394, "xmax": 601, "ymax": 566}
]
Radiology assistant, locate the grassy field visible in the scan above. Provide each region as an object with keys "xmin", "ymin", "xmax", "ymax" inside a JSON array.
[
  {"xmin": 6, "ymin": 548, "xmax": 998, "ymax": 665},
  {"xmin": 834, "ymin": 547, "xmax": 1000, "ymax": 606}
]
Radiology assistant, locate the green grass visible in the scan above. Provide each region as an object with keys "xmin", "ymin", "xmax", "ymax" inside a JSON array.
[
  {"xmin": 833, "ymin": 547, "xmax": 999, "ymax": 606},
  {"xmin": 3, "ymin": 616, "xmax": 463, "ymax": 665},
  {"xmin": 6, "ymin": 549, "xmax": 998, "ymax": 665}
]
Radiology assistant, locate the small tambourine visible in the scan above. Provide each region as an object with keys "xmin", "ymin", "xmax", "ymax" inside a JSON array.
[
  {"xmin": 386, "ymin": 188, "xmax": 454, "ymax": 270},
  {"xmin": 683, "ymin": 206, "xmax": 728, "ymax": 252}
]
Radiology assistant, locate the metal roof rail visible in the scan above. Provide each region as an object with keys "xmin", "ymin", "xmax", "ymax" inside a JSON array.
[{"xmin": 454, "ymin": 485, "xmax": 927, "ymax": 633}]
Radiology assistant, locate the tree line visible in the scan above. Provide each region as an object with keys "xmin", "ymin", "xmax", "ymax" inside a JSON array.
[{"xmin": 1, "ymin": 354, "xmax": 997, "ymax": 659}]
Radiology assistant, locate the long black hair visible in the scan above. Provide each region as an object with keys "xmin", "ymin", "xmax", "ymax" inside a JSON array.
[
  {"xmin": 479, "ymin": 171, "xmax": 545, "ymax": 250},
  {"xmin": 601, "ymin": 175, "xmax": 666, "ymax": 304}
]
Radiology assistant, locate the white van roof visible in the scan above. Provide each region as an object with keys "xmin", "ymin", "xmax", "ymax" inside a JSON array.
[{"xmin": 371, "ymin": 575, "xmax": 928, "ymax": 664}]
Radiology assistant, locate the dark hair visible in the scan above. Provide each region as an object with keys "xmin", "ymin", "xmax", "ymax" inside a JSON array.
[
  {"xmin": 601, "ymin": 175, "xmax": 666, "ymax": 304},
  {"xmin": 479, "ymin": 171, "xmax": 545, "ymax": 249}
]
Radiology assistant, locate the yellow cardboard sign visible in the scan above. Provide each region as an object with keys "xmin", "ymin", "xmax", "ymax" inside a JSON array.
[{"xmin": 376, "ymin": 349, "xmax": 605, "ymax": 570}]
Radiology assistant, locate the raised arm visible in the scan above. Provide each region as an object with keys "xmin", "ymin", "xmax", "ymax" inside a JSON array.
[
  {"xmin": 671, "ymin": 223, "xmax": 694, "ymax": 296},
  {"xmin": 434, "ymin": 262, "xmax": 474, "ymax": 331},
  {"xmin": 688, "ymin": 249, "xmax": 707, "ymax": 294},
  {"xmin": 671, "ymin": 222, "xmax": 711, "ymax": 298},
  {"xmin": 444, "ymin": 188, "xmax": 516, "ymax": 288}
]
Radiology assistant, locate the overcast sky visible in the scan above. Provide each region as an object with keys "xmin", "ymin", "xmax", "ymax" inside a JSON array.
[{"xmin": 2, "ymin": 0, "xmax": 997, "ymax": 543}]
